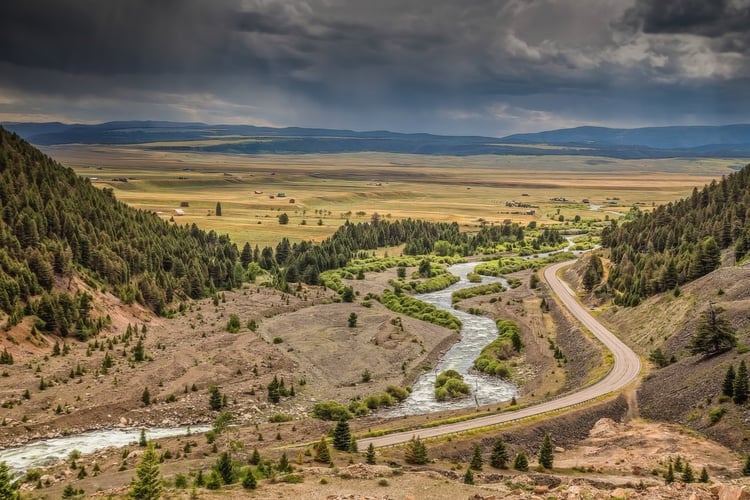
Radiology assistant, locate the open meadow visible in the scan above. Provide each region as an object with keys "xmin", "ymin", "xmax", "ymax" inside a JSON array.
[{"xmin": 45, "ymin": 143, "xmax": 741, "ymax": 248}]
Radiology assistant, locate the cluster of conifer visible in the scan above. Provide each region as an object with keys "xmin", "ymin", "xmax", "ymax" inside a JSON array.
[
  {"xmin": 0, "ymin": 127, "xmax": 239, "ymax": 326},
  {"xmin": 602, "ymin": 165, "xmax": 750, "ymax": 306},
  {"xmin": 263, "ymin": 218, "xmax": 541, "ymax": 286}
]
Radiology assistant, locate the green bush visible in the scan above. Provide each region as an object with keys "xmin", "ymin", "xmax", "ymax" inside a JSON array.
[
  {"xmin": 269, "ymin": 413, "xmax": 293, "ymax": 423},
  {"xmin": 709, "ymin": 407, "xmax": 727, "ymax": 424},
  {"xmin": 226, "ymin": 314, "xmax": 241, "ymax": 333},
  {"xmin": 434, "ymin": 369, "xmax": 470, "ymax": 401},
  {"xmin": 475, "ymin": 252, "xmax": 574, "ymax": 277},
  {"xmin": 452, "ymin": 282, "xmax": 505, "ymax": 303},
  {"xmin": 312, "ymin": 400, "xmax": 352, "ymax": 421},
  {"xmin": 474, "ymin": 319, "xmax": 521, "ymax": 377},
  {"xmin": 380, "ymin": 289, "xmax": 461, "ymax": 332}
]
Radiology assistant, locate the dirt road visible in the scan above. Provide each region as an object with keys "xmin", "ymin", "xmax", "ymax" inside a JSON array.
[{"xmin": 357, "ymin": 260, "xmax": 641, "ymax": 449}]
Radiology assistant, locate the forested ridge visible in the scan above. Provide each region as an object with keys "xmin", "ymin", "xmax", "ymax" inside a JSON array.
[
  {"xmin": 602, "ymin": 165, "xmax": 750, "ymax": 306},
  {"xmin": 0, "ymin": 127, "xmax": 239, "ymax": 333}
]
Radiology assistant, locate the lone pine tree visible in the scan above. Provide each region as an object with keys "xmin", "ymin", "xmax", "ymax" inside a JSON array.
[
  {"xmin": 404, "ymin": 436, "xmax": 428, "ymax": 465},
  {"xmin": 215, "ymin": 452, "xmax": 234, "ymax": 484},
  {"xmin": 129, "ymin": 443, "xmax": 162, "ymax": 500},
  {"xmin": 315, "ymin": 436, "xmax": 331, "ymax": 464},
  {"xmin": 690, "ymin": 304, "xmax": 737, "ymax": 356},
  {"xmin": 734, "ymin": 360, "xmax": 749, "ymax": 405},
  {"xmin": 538, "ymin": 433, "xmax": 554, "ymax": 469},
  {"xmin": 723, "ymin": 364, "xmax": 736, "ymax": 397},
  {"xmin": 490, "ymin": 437, "xmax": 509, "ymax": 469},
  {"xmin": 469, "ymin": 444, "xmax": 483, "ymax": 471},
  {"xmin": 333, "ymin": 419, "xmax": 352, "ymax": 451},
  {"xmin": 513, "ymin": 451, "xmax": 529, "ymax": 471}
]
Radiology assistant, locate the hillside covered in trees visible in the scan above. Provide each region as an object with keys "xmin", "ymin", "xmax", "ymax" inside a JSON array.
[
  {"xmin": 0, "ymin": 127, "xmax": 240, "ymax": 333},
  {"xmin": 602, "ymin": 165, "xmax": 750, "ymax": 306}
]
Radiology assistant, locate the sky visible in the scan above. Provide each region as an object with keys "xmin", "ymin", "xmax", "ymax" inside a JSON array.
[{"xmin": 1, "ymin": 0, "xmax": 749, "ymax": 137}]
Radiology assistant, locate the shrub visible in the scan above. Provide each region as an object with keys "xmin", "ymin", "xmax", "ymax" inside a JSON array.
[
  {"xmin": 709, "ymin": 407, "xmax": 727, "ymax": 424},
  {"xmin": 226, "ymin": 314, "xmax": 241, "ymax": 333},
  {"xmin": 269, "ymin": 413, "xmax": 293, "ymax": 423},
  {"xmin": 434, "ymin": 369, "xmax": 470, "ymax": 401},
  {"xmin": 312, "ymin": 400, "xmax": 352, "ymax": 421}
]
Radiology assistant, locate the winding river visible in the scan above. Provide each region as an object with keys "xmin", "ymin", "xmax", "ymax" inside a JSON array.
[
  {"xmin": 385, "ymin": 262, "xmax": 517, "ymax": 416},
  {"xmin": 0, "ymin": 425, "xmax": 210, "ymax": 475},
  {"xmin": 1, "ymin": 243, "xmax": 581, "ymax": 473}
]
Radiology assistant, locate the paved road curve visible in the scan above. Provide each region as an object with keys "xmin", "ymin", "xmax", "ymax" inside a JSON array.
[{"xmin": 357, "ymin": 260, "xmax": 641, "ymax": 449}]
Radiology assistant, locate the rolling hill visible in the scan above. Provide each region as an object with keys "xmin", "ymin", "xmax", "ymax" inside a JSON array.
[{"xmin": 3, "ymin": 121, "xmax": 750, "ymax": 159}]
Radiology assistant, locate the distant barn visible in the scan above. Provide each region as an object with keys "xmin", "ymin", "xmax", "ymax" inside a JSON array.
[
  {"xmin": 173, "ymin": 208, "xmax": 185, "ymax": 216},
  {"xmin": 180, "ymin": 201, "xmax": 189, "ymax": 207}
]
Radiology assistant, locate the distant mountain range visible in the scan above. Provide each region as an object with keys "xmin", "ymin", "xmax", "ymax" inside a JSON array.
[{"xmin": 3, "ymin": 121, "xmax": 750, "ymax": 159}]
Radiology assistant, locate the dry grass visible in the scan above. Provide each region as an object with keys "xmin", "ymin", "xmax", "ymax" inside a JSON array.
[{"xmin": 44, "ymin": 144, "xmax": 739, "ymax": 248}]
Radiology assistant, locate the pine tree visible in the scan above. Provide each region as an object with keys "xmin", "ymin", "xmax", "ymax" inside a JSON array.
[
  {"xmin": 538, "ymin": 433, "xmax": 554, "ymax": 469},
  {"xmin": 348, "ymin": 312, "xmax": 358, "ymax": 327},
  {"xmin": 205, "ymin": 470, "xmax": 222, "ymax": 490},
  {"xmin": 0, "ymin": 461, "xmax": 19, "ymax": 500},
  {"xmin": 61, "ymin": 484, "xmax": 80, "ymax": 499},
  {"xmin": 513, "ymin": 451, "xmax": 528, "ymax": 471},
  {"xmin": 743, "ymin": 455, "xmax": 750, "ymax": 476},
  {"xmin": 690, "ymin": 305, "xmax": 737, "ymax": 355},
  {"xmin": 365, "ymin": 443, "xmax": 376, "ymax": 464},
  {"xmin": 133, "ymin": 339, "xmax": 145, "ymax": 362},
  {"xmin": 723, "ymin": 364, "xmax": 736, "ymax": 397},
  {"xmin": 735, "ymin": 360, "xmax": 749, "ymax": 405},
  {"xmin": 139, "ymin": 428, "xmax": 147, "ymax": 447},
  {"xmin": 490, "ymin": 437, "xmax": 509, "ymax": 469},
  {"xmin": 279, "ymin": 452, "xmax": 290, "ymax": 473},
  {"xmin": 673, "ymin": 455, "xmax": 683, "ymax": 472},
  {"xmin": 141, "ymin": 387, "xmax": 151, "ymax": 407},
  {"xmin": 215, "ymin": 452, "xmax": 234, "ymax": 484},
  {"xmin": 333, "ymin": 419, "xmax": 352, "ymax": 451},
  {"xmin": 664, "ymin": 462, "xmax": 675, "ymax": 484},
  {"xmin": 404, "ymin": 436, "xmax": 428, "ymax": 465},
  {"xmin": 128, "ymin": 443, "xmax": 162, "ymax": 500},
  {"xmin": 215, "ymin": 202, "xmax": 222, "ymax": 217},
  {"xmin": 699, "ymin": 466, "xmax": 709, "ymax": 483},
  {"xmin": 240, "ymin": 242, "xmax": 253, "ymax": 268},
  {"xmin": 463, "ymin": 468, "xmax": 474, "ymax": 485},
  {"xmin": 469, "ymin": 444, "xmax": 483, "ymax": 471},
  {"xmin": 682, "ymin": 461, "xmax": 694, "ymax": 483},
  {"xmin": 267, "ymin": 376, "xmax": 281, "ymax": 404},
  {"xmin": 209, "ymin": 385, "xmax": 223, "ymax": 410},
  {"xmin": 242, "ymin": 469, "xmax": 257, "ymax": 490},
  {"xmin": 250, "ymin": 448, "xmax": 261, "ymax": 465},
  {"xmin": 315, "ymin": 436, "xmax": 331, "ymax": 464},
  {"xmin": 194, "ymin": 470, "xmax": 205, "ymax": 487}
]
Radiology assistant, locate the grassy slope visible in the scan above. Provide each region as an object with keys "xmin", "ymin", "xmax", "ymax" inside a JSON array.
[{"xmin": 597, "ymin": 262, "xmax": 750, "ymax": 453}]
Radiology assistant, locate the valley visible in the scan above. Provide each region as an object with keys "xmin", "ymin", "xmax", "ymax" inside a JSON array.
[{"xmin": 1, "ymin": 128, "xmax": 750, "ymax": 499}]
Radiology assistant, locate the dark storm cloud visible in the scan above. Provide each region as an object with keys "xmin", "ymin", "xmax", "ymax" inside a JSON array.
[
  {"xmin": 620, "ymin": 0, "xmax": 750, "ymax": 37},
  {"xmin": 0, "ymin": 0, "xmax": 748, "ymax": 134}
]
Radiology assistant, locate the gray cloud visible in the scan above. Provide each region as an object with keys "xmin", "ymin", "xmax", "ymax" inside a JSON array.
[
  {"xmin": 0, "ymin": 0, "xmax": 748, "ymax": 135},
  {"xmin": 620, "ymin": 0, "xmax": 750, "ymax": 37}
]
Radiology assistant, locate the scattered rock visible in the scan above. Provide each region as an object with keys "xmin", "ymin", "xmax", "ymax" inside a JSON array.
[
  {"xmin": 609, "ymin": 487, "xmax": 631, "ymax": 498},
  {"xmin": 589, "ymin": 418, "xmax": 624, "ymax": 438},
  {"xmin": 716, "ymin": 484, "xmax": 750, "ymax": 500},
  {"xmin": 533, "ymin": 485, "xmax": 549, "ymax": 494}
]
